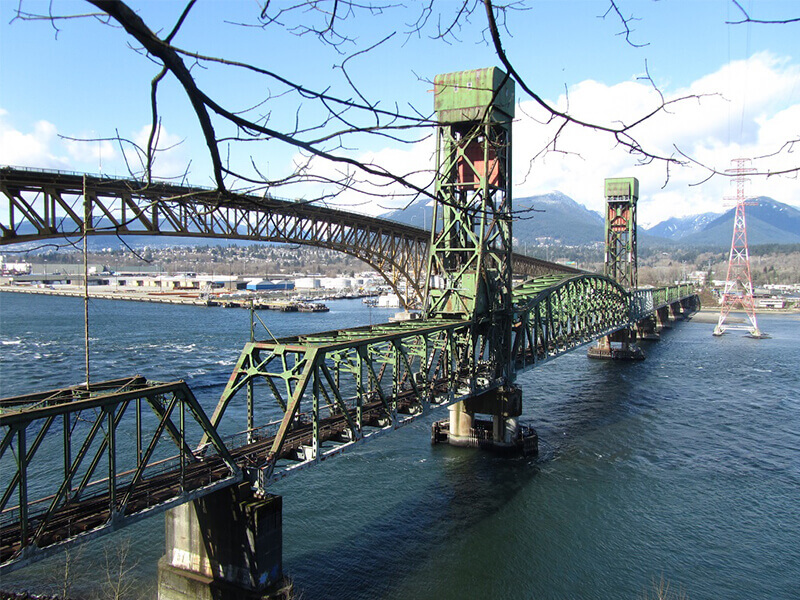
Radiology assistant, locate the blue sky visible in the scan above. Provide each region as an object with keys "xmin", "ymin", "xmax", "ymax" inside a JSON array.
[{"xmin": 1, "ymin": 0, "xmax": 798, "ymax": 225}]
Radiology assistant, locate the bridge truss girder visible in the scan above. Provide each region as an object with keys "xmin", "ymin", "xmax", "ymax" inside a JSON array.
[
  {"xmin": 511, "ymin": 274, "xmax": 631, "ymax": 372},
  {"xmin": 0, "ymin": 274, "xmax": 696, "ymax": 572},
  {"xmin": 204, "ymin": 276, "xmax": 696, "ymax": 492},
  {"xmin": 0, "ymin": 168, "xmax": 430, "ymax": 305},
  {"xmin": 0, "ymin": 167, "xmax": 578, "ymax": 307},
  {"xmin": 0, "ymin": 376, "xmax": 241, "ymax": 571}
]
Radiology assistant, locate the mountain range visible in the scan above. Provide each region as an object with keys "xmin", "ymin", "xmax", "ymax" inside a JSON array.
[
  {"xmin": 383, "ymin": 194, "xmax": 800, "ymax": 248},
  {"xmin": 11, "ymin": 193, "xmax": 799, "ymax": 253}
]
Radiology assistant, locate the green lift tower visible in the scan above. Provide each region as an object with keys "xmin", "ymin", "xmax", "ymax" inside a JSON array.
[
  {"xmin": 426, "ymin": 67, "xmax": 526, "ymax": 449},
  {"xmin": 588, "ymin": 177, "xmax": 645, "ymax": 359}
]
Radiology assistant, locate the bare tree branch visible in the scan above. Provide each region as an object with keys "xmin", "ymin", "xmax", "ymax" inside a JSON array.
[
  {"xmin": 88, "ymin": 0, "xmax": 225, "ymax": 187},
  {"xmin": 483, "ymin": 0, "xmax": 692, "ymax": 167},
  {"xmin": 600, "ymin": 0, "xmax": 649, "ymax": 47},
  {"xmin": 12, "ymin": 0, "xmax": 798, "ymax": 212},
  {"xmin": 727, "ymin": 0, "xmax": 800, "ymax": 25}
]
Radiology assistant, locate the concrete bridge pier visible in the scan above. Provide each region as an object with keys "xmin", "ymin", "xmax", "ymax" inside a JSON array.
[
  {"xmin": 433, "ymin": 386, "xmax": 537, "ymax": 455},
  {"xmin": 588, "ymin": 328, "xmax": 645, "ymax": 360},
  {"xmin": 635, "ymin": 315, "xmax": 660, "ymax": 341},
  {"xmin": 157, "ymin": 483, "xmax": 292, "ymax": 600},
  {"xmin": 681, "ymin": 295, "xmax": 700, "ymax": 315},
  {"xmin": 670, "ymin": 302, "xmax": 687, "ymax": 320},
  {"xmin": 656, "ymin": 306, "xmax": 673, "ymax": 331}
]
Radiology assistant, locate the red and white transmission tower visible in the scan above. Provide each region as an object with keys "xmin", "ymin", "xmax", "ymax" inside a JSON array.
[{"xmin": 713, "ymin": 158, "xmax": 766, "ymax": 338}]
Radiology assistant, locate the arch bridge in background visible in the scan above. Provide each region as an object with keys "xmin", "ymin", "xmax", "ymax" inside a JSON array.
[{"xmin": 0, "ymin": 167, "xmax": 580, "ymax": 306}]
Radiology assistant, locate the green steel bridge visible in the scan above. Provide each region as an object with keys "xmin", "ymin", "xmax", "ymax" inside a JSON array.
[{"xmin": 0, "ymin": 68, "xmax": 698, "ymax": 593}]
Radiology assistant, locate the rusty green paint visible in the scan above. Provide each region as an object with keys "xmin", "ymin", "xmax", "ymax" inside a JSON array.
[
  {"xmin": 433, "ymin": 67, "xmax": 515, "ymax": 123},
  {"xmin": 604, "ymin": 177, "xmax": 639, "ymax": 199}
]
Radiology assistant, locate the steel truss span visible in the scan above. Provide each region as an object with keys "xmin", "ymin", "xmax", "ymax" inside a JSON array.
[
  {"xmin": 0, "ymin": 376, "xmax": 242, "ymax": 570},
  {"xmin": 0, "ymin": 274, "xmax": 695, "ymax": 572},
  {"xmin": 0, "ymin": 167, "xmax": 578, "ymax": 304}
]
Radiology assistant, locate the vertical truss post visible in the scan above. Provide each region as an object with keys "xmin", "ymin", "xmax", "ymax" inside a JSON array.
[
  {"xmin": 105, "ymin": 405, "xmax": 117, "ymax": 517},
  {"xmin": 179, "ymin": 399, "xmax": 186, "ymax": 491},
  {"xmin": 311, "ymin": 366, "xmax": 320, "ymax": 461},
  {"xmin": 247, "ymin": 309, "xmax": 257, "ymax": 443},
  {"xmin": 247, "ymin": 379, "xmax": 254, "ymax": 444},
  {"xmin": 63, "ymin": 413, "xmax": 72, "ymax": 501},
  {"xmin": 17, "ymin": 426, "xmax": 28, "ymax": 550},
  {"xmin": 136, "ymin": 397, "xmax": 142, "ymax": 467},
  {"xmin": 392, "ymin": 341, "xmax": 400, "ymax": 426},
  {"xmin": 356, "ymin": 347, "xmax": 365, "ymax": 433}
]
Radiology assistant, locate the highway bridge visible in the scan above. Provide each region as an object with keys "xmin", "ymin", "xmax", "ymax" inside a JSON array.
[{"xmin": 0, "ymin": 166, "xmax": 580, "ymax": 307}]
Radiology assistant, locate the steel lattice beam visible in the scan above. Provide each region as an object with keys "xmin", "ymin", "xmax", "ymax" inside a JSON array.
[
  {"xmin": 0, "ymin": 379, "xmax": 242, "ymax": 570},
  {"xmin": 0, "ymin": 167, "xmax": 579, "ymax": 305},
  {"xmin": 0, "ymin": 273, "xmax": 696, "ymax": 572}
]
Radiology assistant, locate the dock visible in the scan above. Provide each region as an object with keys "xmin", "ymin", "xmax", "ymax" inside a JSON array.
[{"xmin": 0, "ymin": 285, "xmax": 330, "ymax": 312}]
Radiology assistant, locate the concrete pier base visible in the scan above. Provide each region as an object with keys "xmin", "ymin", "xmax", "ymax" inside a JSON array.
[
  {"xmin": 635, "ymin": 315, "xmax": 660, "ymax": 341},
  {"xmin": 656, "ymin": 306, "xmax": 673, "ymax": 330},
  {"xmin": 588, "ymin": 329, "xmax": 645, "ymax": 360},
  {"xmin": 431, "ymin": 386, "xmax": 537, "ymax": 456},
  {"xmin": 157, "ymin": 484, "xmax": 292, "ymax": 600}
]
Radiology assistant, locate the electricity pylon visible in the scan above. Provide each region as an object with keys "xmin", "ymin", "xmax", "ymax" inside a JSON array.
[{"xmin": 713, "ymin": 158, "xmax": 766, "ymax": 338}]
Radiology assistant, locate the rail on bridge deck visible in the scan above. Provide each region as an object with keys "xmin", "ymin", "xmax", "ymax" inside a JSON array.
[
  {"xmin": 0, "ymin": 376, "xmax": 242, "ymax": 570},
  {"xmin": 0, "ymin": 166, "xmax": 580, "ymax": 305},
  {"xmin": 0, "ymin": 273, "xmax": 696, "ymax": 572}
]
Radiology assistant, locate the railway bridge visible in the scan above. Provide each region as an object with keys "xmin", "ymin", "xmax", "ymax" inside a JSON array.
[{"xmin": 0, "ymin": 68, "xmax": 698, "ymax": 599}]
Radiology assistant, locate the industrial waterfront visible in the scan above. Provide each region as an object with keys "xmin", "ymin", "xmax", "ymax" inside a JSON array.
[{"xmin": 1, "ymin": 292, "xmax": 798, "ymax": 599}]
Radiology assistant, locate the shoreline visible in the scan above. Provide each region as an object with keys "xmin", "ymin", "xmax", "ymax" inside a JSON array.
[
  {"xmin": 0, "ymin": 284, "xmax": 214, "ymax": 306},
  {"xmin": 0, "ymin": 284, "xmax": 375, "ymax": 311},
  {"xmin": 2, "ymin": 285, "xmax": 797, "ymax": 317}
]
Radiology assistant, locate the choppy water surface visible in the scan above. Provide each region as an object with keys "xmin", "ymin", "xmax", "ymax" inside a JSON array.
[{"xmin": 1, "ymin": 292, "xmax": 798, "ymax": 599}]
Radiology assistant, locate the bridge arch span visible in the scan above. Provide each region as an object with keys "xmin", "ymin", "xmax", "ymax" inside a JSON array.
[
  {"xmin": 1, "ymin": 167, "xmax": 430, "ymax": 303},
  {"xmin": 1, "ymin": 167, "xmax": 578, "ymax": 306},
  {"xmin": 512, "ymin": 273, "xmax": 631, "ymax": 369}
]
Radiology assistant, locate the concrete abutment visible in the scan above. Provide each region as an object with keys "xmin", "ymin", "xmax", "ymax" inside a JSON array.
[{"xmin": 157, "ymin": 484, "xmax": 292, "ymax": 600}]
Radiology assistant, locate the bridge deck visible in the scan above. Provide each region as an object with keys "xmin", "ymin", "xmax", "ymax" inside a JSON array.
[{"xmin": 0, "ymin": 271, "xmax": 697, "ymax": 571}]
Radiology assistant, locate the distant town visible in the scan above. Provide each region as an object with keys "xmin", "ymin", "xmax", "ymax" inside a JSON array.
[{"xmin": 2, "ymin": 245, "xmax": 798, "ymax": 311}]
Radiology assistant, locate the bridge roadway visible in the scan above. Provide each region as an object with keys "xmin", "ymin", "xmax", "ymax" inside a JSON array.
[
  {"xmin": 0, "ymin": 273, "xmax": 697, "ymax": 571},
  {"xmin": 0, "ymin": 166, "xmax": 580, "ymax": 305}
]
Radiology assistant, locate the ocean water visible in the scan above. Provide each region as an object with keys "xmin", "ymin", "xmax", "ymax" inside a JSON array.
[{"xmin": 1, "ymin": 292, "xmax": 798, "ymax": 599}]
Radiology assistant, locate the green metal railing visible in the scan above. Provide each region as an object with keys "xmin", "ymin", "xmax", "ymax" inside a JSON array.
[{"xmin": 0, "ymin": 377, "xmax": 241, "ymax": 569}]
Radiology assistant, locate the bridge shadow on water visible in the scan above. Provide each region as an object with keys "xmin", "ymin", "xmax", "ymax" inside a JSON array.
[
  {"xmin": 521, "ymin": 328, "xmax": 682, "ymax": 454},
  {"xmin": 280, "ymin": 427, "xmax": 541, "ymax": 600},
  {"xmin": 282, "ymin": 327, "xmax": 691, "ymax": 599}
]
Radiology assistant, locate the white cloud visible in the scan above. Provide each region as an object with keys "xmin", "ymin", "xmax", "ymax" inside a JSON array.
[
  {"xmin": 0, "ymin": 109, "xmax": 69, "ymax": 169},
  {"xmin": 126, "ymin": 124, "xmax": 189, "ymax": 181},
  {"xmin": 0, "ymin": 111, "xmax": 193, "ymax": 182},
  {"xmin": 64, "ymin": 135, "xmax": 117, "ymax": 169},
  {"xmin": 280, "ymin": 136, "xmax": 437, "ymax": 216},
  {"xmin": 512, "ymin": 51, "xmax": 800, "ymax": 226}
]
